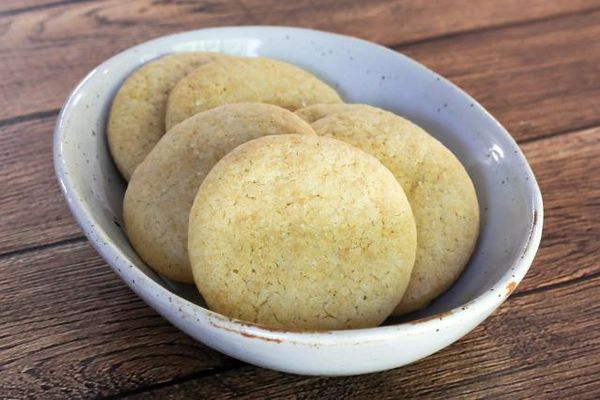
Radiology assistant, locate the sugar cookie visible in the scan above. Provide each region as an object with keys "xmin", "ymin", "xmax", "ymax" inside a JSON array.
[
  {"xmin": 165, "ymin": 57, "xmax": 342, "ymax": 130},
  {"xmin": 188, "ymin": 134, "xmax": 417, "ymax": 330},
  {"xmin": 303, "ymin": 104, "xmax": 480, "ymax": 315},
  {"xmin": 124, "ymin": 103, "xmax": 315, "ymax": 283}
]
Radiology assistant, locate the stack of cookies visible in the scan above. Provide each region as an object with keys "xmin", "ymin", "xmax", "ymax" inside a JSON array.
[{"xmin": 108, "ymin": 52, "xmax": 479, "ymax": 331}]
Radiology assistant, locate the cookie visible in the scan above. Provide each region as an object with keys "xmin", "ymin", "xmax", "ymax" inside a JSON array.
[
  {"xmin": 188, "ymin": 134, "xmax": 417, "ymax": 331},
  {"xmin": 304, "ymin": 104, "xmax": 480, "ymax": 315},
  {"xmin": 108, "ymin": 52, "xmax": 227, "ymax": 180},
  {"xmin": 123, "ymin": 103, "xmax": 315, "ymax": 283},
  {"xmin": 165, "ymin": 57, "xmax": 342, "ymax": 130}
]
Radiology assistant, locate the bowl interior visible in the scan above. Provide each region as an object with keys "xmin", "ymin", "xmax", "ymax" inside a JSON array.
[{"xmin": 55, "ymin": 27, "xmax": 540, "ymax": 326}]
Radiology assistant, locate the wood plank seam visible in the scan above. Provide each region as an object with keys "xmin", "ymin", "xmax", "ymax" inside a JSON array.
[
  {"xmin": 511, "ymin": 270, "xmax": 600, "ymax": 299},
  {"xmin": 0, "ymin": 236, "xmax": 86, "ymax": 261},
  {"xmin": 517, "ymin": 122, "xmax": 600, "ymax": 145},
  {"xmin": 390, "ymin": 4, "xmax": 600, "ymax": 50},
  {"xmin": 0, "ymin": 0, "xmax": 96, "ymax": 17},
  {"xmin": 0, "ymin": 108, "xmax": 60, "ymax": 128},
  {"xmin": 97, "ymin": 364, "xmax": 244, "ymax": 400}
]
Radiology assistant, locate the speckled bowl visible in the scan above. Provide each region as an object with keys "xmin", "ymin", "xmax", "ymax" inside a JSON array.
[{"xmin": 53, "ymin": 26, "xmax": 543, "ymax": 376}]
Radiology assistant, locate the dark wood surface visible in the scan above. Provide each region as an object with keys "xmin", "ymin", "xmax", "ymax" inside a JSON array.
[{"xmin": 1, "ymin": 1, "xmax": 599, "ymax": 398}]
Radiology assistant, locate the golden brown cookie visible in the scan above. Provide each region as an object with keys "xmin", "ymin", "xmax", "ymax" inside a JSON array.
[
  {"xmin": 165, "ymin": 57, "xmax": 342, "ymax": 130},
  {"xmin": 108, "ymin": 52, "xmax": 227, "ymax": 180},
  {"xmin": 123, "ymin": 103, "xmax": 315, "ymax": 283},
  {"xmin": 303, "ymin": 104, "xmax": 480, "ymax": 315},
  {"xmin": 188, "ymin": 134, "xmax": 417, "ymax": 331}
]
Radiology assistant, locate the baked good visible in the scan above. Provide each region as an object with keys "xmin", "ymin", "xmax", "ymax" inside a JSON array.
[
  {"xmin": 303, "ymin": 104, "xmax": 480, "ymax": 315},
  {"xmin": 123, "ymin": 103, "xmax": 315, "ymax": 283},
  {"xmin": 188, "ymin": 134, "xmax": 417, "ymax": 330},
  {"xmin": 108, "ymin": 52, "xmax": 227, "ymax": 180},
  {"xmin": 165, "ymin": 56, "xmax": 342, "ymax": 130}
]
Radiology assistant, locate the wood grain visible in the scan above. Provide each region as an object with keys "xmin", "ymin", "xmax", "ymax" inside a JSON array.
[
  {"xmin": 0, "ymin": 127, "xmax": 598, "ymax": 399},
  {"xmin": 127, "ymin": 275, "xmax": 600, "ymax": 399},
  {"xmin": 0, "ymin": 0, "xmax": 598, "ymax": 132},
  {"xmin": 520, "ymin": 128, "xmax": 600, "ymax": 291},
  {"xmin": 0, "ymin": 240, "xmax": 237, "ymax": 399},
  {"xmin": 0, "ymin": 0, "xmax": 94, "ymax": 15},
  {"xmin": 0, "ymin": 0, "xmax": 250, "ymax": 122},
  {"xmin": 240, "ymin": 0, "xmax": 600, "ymax": 44},
  {"xmin": 400, "ymin": 9, "xmax": 600, "ymax": 142},
  {"xmin": 0, "ymin": 114, "xmax": 81, "ymax": 255}
]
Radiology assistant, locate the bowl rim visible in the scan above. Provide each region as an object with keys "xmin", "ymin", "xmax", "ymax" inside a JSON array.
[{"xmin": 53, "ymin": 25, "xmax": 544, "ymax": 345}]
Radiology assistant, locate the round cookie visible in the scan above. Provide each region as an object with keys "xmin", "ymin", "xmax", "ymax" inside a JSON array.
[
  {"xmin": 124, "ymin": 103, "xmax": 315, "ymax": 283},
  {"xmin": 108, "ymin": 52, "xmax": 227, "ymax": 180},
  {"xmin": 165, "ymin": 57, "xmax": 343, "ymax": 130},
  {"xmin": 188, "ymin": 134, "xmax": 417, "ymax": 331},
  {"xmin": 303, "ymin": 104, "xmax": 480, "ymax": 316}
]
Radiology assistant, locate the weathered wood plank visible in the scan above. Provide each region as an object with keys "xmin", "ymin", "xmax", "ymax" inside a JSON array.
[
  {"xmin": 125, "ymin": 275, "xmax": 600, "ymax": 400},
  {"xmin": 0, "ymin": 0, "xmax": 250, "ymax": 121},
  {"xmin": 1, "ymin": 0, "xmax": 599, "ymax": 129},
  {"xmin": 399, "ymin": 9, "xmax": 600, "ymax": 142},
  {"xmin": 0, "ymin": 114, "xmax": 82, "ymax": 254},
  {"xmin": 240, "ymin": 0, "xmax": 600, "ymax": 44},
  {"xmin": 0, "ymin": 240, "xmax": 237, "ymax": 399},
  {"xmin": 520, "ymin": 128, "xmax": 600, "ymax": 291}
]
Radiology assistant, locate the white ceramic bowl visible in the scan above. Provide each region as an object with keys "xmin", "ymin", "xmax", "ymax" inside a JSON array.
[{"xmin": 53, "ymin": 26, "xmax": 543, "ymax": 376}]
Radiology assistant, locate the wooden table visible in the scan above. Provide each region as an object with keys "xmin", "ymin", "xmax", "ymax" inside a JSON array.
[{"xmin": 1, "ymin": 1, "xmax": 599, "ymax": 398}]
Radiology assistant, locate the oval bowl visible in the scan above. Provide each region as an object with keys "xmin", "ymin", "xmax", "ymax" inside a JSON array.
[{"xmin": 53, "ymin": 26, "xmax": 543, "ymax": 376}]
